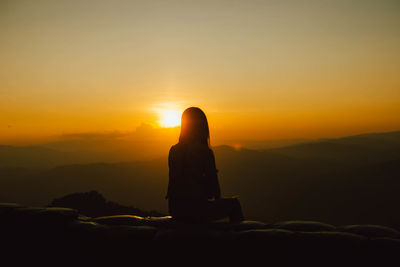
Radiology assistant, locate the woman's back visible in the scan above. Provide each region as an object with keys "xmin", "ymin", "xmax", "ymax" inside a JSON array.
[{"xmin": 166, "ymin": 142, "xmax": 220, "ymax": 201}]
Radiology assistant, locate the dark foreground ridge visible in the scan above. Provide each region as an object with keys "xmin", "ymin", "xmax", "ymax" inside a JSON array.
[{"xmin": 1, "ymin": 202, "xmax": 400, "ymax": 264}]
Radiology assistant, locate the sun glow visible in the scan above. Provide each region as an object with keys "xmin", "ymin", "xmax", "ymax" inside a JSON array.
[{"xmin": 158, "ymin": 109, "xmax": 181, "ymax": 127}]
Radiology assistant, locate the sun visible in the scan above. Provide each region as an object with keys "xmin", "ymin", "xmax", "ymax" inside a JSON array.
[{"xmin": 159, "ymin": 109, "xmax": 181, "ymax": 127}]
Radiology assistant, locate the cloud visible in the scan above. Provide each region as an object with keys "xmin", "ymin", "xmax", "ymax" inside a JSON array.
[
  {"xmin": 58, "ymin": 123, "xmax": 180, "ymax": 142},
  {"xmin": 59, "ymin": 131, "xmax": 129, "ymax": 141}
]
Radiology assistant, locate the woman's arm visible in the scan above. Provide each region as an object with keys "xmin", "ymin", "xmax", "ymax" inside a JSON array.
[{"xmin": 166, "ymin": 145, "xmax": 184, "ymax": 199}]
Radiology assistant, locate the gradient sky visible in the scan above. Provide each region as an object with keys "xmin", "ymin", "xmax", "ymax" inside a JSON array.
[{"xmin": 1, "ymin": 0, "xmax": 399, "ymax": 145}]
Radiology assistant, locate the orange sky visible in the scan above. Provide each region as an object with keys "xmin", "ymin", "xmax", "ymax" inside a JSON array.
[{"xmin": 1, "ymin": 0, "xmax": 399, "ymax": 145}]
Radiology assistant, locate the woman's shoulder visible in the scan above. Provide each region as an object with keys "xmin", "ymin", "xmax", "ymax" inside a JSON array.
[
  {"xmin": 169, "ymin": 142, "xmax": 213, "ymax": 155},
  {"xmin": 169, "ymin": 143, "xmax": 184, "ymax": 155}
]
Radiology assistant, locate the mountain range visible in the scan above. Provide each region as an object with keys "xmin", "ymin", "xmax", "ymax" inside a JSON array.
[{"xmin": 0, "ymin": 130, "xmax": 399, "ymax": 228}]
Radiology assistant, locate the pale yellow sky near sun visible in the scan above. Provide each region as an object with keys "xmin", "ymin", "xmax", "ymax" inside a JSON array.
[{"xmin": 0, "ymin": 0, "xmax": 399, "ymax": 145}]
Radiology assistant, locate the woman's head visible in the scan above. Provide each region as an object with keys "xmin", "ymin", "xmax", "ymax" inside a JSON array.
[{"xmin": 179, "ymin": 107, "xmax": 210, "ymax": 147}]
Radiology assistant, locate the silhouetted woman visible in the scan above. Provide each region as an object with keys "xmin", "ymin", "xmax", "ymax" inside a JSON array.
[{"xmin": 166, "ymin": 107, "xmax": 244, "ymax": 223}]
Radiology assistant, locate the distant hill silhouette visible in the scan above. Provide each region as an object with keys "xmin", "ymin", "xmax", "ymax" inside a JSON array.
[
  {"xmin": 0, "ymin": 145, "xmax": 74, "ymax": 168},
  {"xmin": 268, "ymin": 130, "xmax": 400, "ymax": 163},
  {"xmin": 0, "ymin": 130, "xmax": 399, "ymax": 228},
  {"xmin": 50, "ymin": 190, "xmax": 164, "ymax": 217}
]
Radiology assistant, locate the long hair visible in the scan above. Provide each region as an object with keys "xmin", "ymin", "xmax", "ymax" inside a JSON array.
[{"xmin": 179, "ymin": 107, "xmax": 210, "ymax": 148}]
